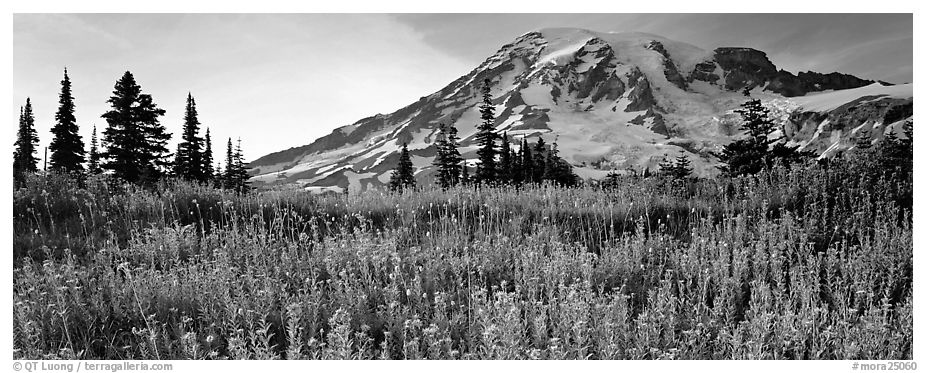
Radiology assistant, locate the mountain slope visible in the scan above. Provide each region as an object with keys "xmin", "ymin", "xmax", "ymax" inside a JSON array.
[{"xmin": 250, "ymin": 28, "xmax": 911, "ymax": 192}]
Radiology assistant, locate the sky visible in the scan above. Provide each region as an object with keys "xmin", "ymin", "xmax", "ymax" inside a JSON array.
[{"xmin": 13, "ymin": 13, "xmax": 912, "ymax": 163}]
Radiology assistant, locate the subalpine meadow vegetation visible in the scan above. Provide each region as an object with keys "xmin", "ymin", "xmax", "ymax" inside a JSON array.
[{"xmin": 13, "ymin": 72, "xmax": 912, "ymax": 360}]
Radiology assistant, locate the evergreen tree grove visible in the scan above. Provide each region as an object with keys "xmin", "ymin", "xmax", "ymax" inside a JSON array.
[
  {"xmin": 49, "ymin": 68, "xmax": 85, "ymax": 174},
  {"xmin": 100, "ymin": 71, "xmax": 170, "ymax": 184},
  {"xmin": 389, "ymin": 142, "xmax": 416, "ymax": 192}
]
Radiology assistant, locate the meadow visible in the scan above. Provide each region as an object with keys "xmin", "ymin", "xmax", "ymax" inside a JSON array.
[{"xmin": 12, "ymin": 160, "xmax": 913, "ymax": 360}]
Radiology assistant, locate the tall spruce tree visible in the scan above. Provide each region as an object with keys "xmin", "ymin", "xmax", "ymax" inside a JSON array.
[
  {"xmin": 672, "ymin": 154, "xmax": 693, "ymax": 179},
  {"xmin": 13, "ymin": 100, "xmax": 40, "ymax": 186},
  {"xmin": 174, "ymin": 93, "xmax": 206, "ymax": 181},
  {"xmin": 87, "ymin": 124, "xmax": 102, "ymax": 175},
  {"xmin": 49, "ymin": 68, "xmax": 85, "ymax": 174},
  {"xmin": 718, "ymin": 89, "xmax": 813, "ymax": 176},
  {"xmin": 389, "ymin": 143, "xmax": 416, "ymax": 192},
  {"xmin": 498, "ymin": 132, "xmax": 512, "ymax": 184},
  {"xmin": 432, "ymin": 123, "xmax": 463, "ymax": 189},
  {"xmin": 100, "ymin": 71, "xmax": 170, "ymax": 184},
  {"xmin": 230, "ymin": 138, "xmax": 250, "ymax": 192},
  {"xmin": 520, "ymin": 138, "xmax": 533, "ymax": 183},
  {"xmin": 203, "ymin": 128, "xmax": 214, "ymax": 182},
  {"xmin": 532, "ymin": 137, "xmax": 546, "ymax": 182},
  {"xmin": 717, "ymin": 89, "xmax": 776, "ymax": 177},
  {"xmin": 223, "ymin": 138, "xmax": 234, "ymax": 188},
  {"xmin": 474, "ymin": 79, "xmax": 497, "ymax": 183}
]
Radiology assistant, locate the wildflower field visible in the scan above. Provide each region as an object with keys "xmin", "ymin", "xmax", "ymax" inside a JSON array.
[{"xmin": 12, "ymin": 162, "xmax": 912, "ymax": 360}]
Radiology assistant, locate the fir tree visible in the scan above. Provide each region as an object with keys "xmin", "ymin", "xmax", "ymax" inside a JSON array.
[
  {"xmin": 87, "ymin": 124, "xmax": 102, "ymax": 175},
  {"xmin": 460, "ymin": 161, "xmax": 470, "ymax": 185},
  {"xmin": 474, "ymin": 79, "xmax": 497, "ymax": 183},
  {"xmin": 432, "ymin": 123, "xmax": 463, "ymax": 189},
  {"xmin": 13, "ymin": 99, "xmax": 40, "ymax": 186},
  {"xmin": 230, "ymin": 138, "xmax": 250, "ymax": 192},
  {"xmin": 602, "ymin": 170, "xmax": 621, "ymax": 188},
  {"xmin": 49, "ymin": 68, "xmax": 85, "ymax": 174},
  {"xmin": 658, "ymin": 156, "xmax": 675, "ymax": 176},
  {"xmin": 389, "ymin": 143, "xmax": 416, "ymax": 192},
  {"xmin": 223, "ymin": 137, "xmax": 234, "ymax": 188},
  {"xmin": 532, "ymin": 137, "xmax": 546, "ymax": 182},
  {"xmin": 510, "ymin": 145, "xmax": 522, "ymax": 185},
  {"xmin": 672, "ymin": 154, "xmax": 693, "ymax": 179},
  {"xmin": 497, "ymin": 132, "xmax": 513, "ymax": 184},
  {"xmin": 203, "ymin": 128, "xmax": 214, "ymax": 182},
  {"xmin": 717, "ymin": 90, "xmax": 777, "ymax": 177},
  {"xmin": 100, "ymin": 71, "xmax": 170, "ymax": 184},
  {"xmin": 542, "ymin": 141, "xmax": 578, "ymax": 186},
  {"xmin": 520, "ymin": 138, "xmax": 533, "ymax": 183},
  {"xmin": 174, "ymin": 93, "xmax": 206, "ymax": 182},
  {"xmin": 855, "ymin": 129, "xmax": 873, "ymax": 150}
]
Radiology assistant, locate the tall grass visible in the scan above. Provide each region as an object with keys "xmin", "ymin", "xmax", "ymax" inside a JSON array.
[{"xmin": 12, "ymin": 162, "xmax": 912, "ymax": 360}]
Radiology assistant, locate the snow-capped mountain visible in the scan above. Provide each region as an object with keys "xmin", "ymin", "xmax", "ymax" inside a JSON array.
[{"xmin": 249, "ymin": 28, "xmax": 912, "ymax": 193}]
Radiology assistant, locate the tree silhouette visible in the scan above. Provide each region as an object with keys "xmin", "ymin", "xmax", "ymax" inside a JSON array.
[
  {"xmin": 49, "ymin": 68, "xmax": 85, "ymax": 174},
  {"xmin": 389, "ymin": 142, "xmax": 416, "ymax": 192},
  {"xmin": 100, "ymin": 71, "xmax": 170, "ymax": 184},
  {"xmin": 474, "ymin": 79, "xmax": 497, "ymax": 183},
  {"xmin": 173, "ymin": 93, "xmax": 206, "ymax": 182},
  {"xmin": 13, "ymin": 99, "xmax": 39, "ymax": 186}
]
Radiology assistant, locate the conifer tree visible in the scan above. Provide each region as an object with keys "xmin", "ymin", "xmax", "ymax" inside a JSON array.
[
  {"xmin": 100, "ymin": 71, "xmax": 170, "ymax": 184},
  {"xmin": 230, "ymin": 138, "xmax": 250, "ymax": 192},
  {"xmin": 432, "ymin": 123, "xmax": 462, "ymax": 189},
  {"xmin": 13, "ymin": 100, "xmax": 40, "ymax": 186},
  {"xmin": 49, "ymin": 68, "xmax": 85, "ymax": 174},
  {"xmin": 520, "ymin": 138, "xmax": 533, "ymax": 183},
  {"xmin": 532, "ymin": 137, "xmax": 546, "ymax": 182},
  {"xmin": 174, "ymin": 93, "xmax": 206, "ymax": 182},
  {"xmin": 497, "ymin": 132, "xmax": 513, "ymax": 184},
  {"xmin": 855, "ymin": 129, "xmax": 873, "ymax": 150},
  {"xmin": 474, "ymin": 79, "xmax": 497, "ymax": 183},
  {"xmin": 658, "ymin": 156, "xmax": 675, "ymax": 176},
  {"xmin": 541, "ymin": 141, "xmax": 578, "ymax": 186},
  {"xmin": 223, "ymin": 137, "xmax": 234, "ymax": 188},
  {"xmin": 672, "ymin": 154, "xmax": 693, "ymax": 179},
  {"xmin": 460, "ymin": 161, "xmax": 470, "ymax": 185},
  {"xmin": 214, "ymin": 161, "xmax": 224, "ymax": 189},
  {"xmin": 87, "ymin": 124, "xmax": 102, "ymax": 175},
  {"xmin": 717, "ymin": 89, "xmax": 777, "ymax": 177},
  {"xmin": 389, "ymin": 143, "xmax": 416, "ymax": 192},
  {"xmin": 203, "ymin": 128, "xmax": 214, "ymax": 182},
  {"xmin": 510, "ymin": 145, "xmax": 522, "ymax": 185}
]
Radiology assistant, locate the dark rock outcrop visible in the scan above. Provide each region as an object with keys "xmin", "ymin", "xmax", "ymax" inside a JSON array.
[
  {"xmin": 624, "ymin": 68, "xmax": 656, "ymax": 112},
  {"xmin": 647, "ymin": 41, "xmax": 689, "ymax": 90},
  {"xmin": 696, "ymin": 47, "xmax": 881, "ymax": 97}
]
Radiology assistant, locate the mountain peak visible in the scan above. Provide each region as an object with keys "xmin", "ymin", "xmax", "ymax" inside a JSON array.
[{"xmin": 249, "ymin": 28, "xmax": 910, "ymax": 193}]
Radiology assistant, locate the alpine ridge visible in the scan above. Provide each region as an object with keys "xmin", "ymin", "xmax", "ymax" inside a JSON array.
[{"xmin": 249, "ymin": 28, "xmax": 913, "ymax": 193}]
